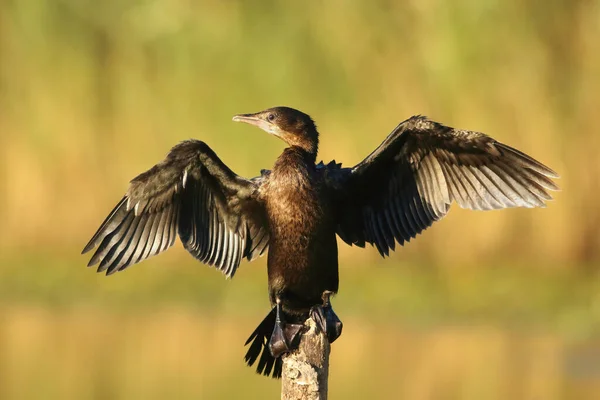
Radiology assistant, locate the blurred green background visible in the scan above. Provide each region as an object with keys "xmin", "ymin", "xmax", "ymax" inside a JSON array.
[{"xmin": 1, "ymin": 0, "xmax": 599, "ymax": 399}]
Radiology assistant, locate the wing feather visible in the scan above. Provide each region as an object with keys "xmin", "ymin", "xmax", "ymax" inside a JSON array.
[
  {"xmin": 83, "ymin": 140, "xmax": 270, "ymax": 277},
  {"xmin": 325, "ymin": 115, "xmax": 559, "ymax": 254}
]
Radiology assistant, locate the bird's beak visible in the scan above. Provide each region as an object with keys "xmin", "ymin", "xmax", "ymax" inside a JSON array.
[
  {"xmin": 233, "ymin": 112, "xmax": 275, "ymax": 135},
  {"xmin": 232, "ymin": 113, "xmax": 263, "ymax": 127}
]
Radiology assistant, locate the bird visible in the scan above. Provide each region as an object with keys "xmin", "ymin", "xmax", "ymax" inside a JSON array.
[{"xmin": 82, "ymin": 106, "xmax": 559, "ymax": 378}]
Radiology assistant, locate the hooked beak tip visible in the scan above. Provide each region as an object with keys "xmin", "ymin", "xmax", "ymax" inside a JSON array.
[{"xmin": 232, "ymin": 114, "xmax": 263, "ymax": 128}]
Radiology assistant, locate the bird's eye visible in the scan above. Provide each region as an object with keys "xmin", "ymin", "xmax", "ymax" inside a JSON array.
[{"xmin": 267, "ymin": 114, "xmax": 275, "ymax": 122}]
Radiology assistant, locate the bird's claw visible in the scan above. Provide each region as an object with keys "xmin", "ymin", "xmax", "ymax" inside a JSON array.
[
  {"xmin": 269, "ymin": 302, "xmax": 303, "ymax": 358},
  {"xmin": 310, "ymin": 292, "xmax": 343, "ymax": 344}
]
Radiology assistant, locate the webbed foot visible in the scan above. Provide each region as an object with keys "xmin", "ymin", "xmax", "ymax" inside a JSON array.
[
  {"xmin": 269, "ymin": 301, "xmax": 303, "ymax": 358},
  {"xmin": 310, "ymin": 291, "xmax": 343, "ymax": 344}
]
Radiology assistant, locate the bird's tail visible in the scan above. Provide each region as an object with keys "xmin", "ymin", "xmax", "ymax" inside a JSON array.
[{"xmin": 244, "ymin": 307, "xmax": 283, "ymax": 378}]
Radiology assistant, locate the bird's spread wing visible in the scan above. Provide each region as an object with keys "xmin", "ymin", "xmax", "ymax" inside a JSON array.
[
  {"xmin": 82, "ymin": 140, "xmax": 269, "ymax": 277},
  {"xmin": 323, "ymin": 116, "xmax": 559, "ymax": 256}
]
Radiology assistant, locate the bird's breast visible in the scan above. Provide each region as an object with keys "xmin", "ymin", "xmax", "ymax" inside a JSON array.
[
  {"xmin": 263, "ymin": 169, "xmax": 338, "ymax": 301},
  {"xmin": 264, "ymin": 169, "xmax": 322, "ymax": 234}
]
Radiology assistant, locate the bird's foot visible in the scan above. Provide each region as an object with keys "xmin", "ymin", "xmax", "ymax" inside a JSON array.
[
  {"xmin": 310, "ymin": 291, "xmax": 343, "ymax": 344},
  {"xmin": 269, "ymin": 301, "xmax": 303, "ymax": 358}
]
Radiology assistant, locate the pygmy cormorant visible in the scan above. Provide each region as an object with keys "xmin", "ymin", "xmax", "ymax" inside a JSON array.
[{"xmin": 82, "ymin": 107, "xmax": 559, "ymax": 378}]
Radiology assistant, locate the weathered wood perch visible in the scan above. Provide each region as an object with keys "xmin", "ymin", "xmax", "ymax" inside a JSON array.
[{"xmin": 281, "ymin": 317, "xmax": 330, "ymax": 400}]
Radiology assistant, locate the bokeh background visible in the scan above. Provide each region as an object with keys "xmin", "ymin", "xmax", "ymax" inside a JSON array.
[{"xmin": 1, "ymin": 0, "xmax": 599, "ymax": 399}]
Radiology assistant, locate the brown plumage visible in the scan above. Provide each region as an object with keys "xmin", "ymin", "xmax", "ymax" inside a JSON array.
[{"xmin": 82, "ymin": 106, "xmax": 559, "ymax": 378}]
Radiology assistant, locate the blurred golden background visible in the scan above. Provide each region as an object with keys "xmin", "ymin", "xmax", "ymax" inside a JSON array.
[{"xmin": 0, "ymin": 0, "xmax": 599, "ymax": 399}]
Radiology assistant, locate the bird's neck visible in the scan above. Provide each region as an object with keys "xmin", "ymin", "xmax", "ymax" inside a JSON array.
[
  {"xmin": 290, "ymin": 130, "xmax": 318, "ymax": 163},
  {"xmin": 277, "ymin": 127, "xmax": 319, "ymax": 163},
  {"xmin": 286, "ymin": 144, "xmax": 317, "ymax": 165},
  {"xmin": 272, "ymin": 146, "xmax": 317, "ymax": 178}
]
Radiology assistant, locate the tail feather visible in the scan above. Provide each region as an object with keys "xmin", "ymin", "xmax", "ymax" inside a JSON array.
[{"xmin": 244, "ymin": 307, "xmax": 283, "ymax": 379}]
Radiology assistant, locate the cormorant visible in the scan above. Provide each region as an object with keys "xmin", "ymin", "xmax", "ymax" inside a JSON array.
[{"xmin": 82, "ymin": 106, "xmax": 559, "ymax": 378}]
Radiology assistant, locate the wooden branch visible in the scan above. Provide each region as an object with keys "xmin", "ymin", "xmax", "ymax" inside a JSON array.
[{"xmin": 281, "ymin": 317, "xmax": 330, "ymax": 400}]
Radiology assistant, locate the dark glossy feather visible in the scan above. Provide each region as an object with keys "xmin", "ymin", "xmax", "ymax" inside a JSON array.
[
  {"xmin": 244, "ymin": 308, "xmax": 283, "ymax": 378},
  {"xmin": 324, "ymin": 115, "xmax": 559, "ymax": 256},
  {"xmin": 83, "ymin": 140, "xmax": 270, "ymax": 277}
]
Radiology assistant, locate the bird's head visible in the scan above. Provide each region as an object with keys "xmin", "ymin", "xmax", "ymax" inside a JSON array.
[{"xmin": 233, "ymin": 106, "xmax": 318, "ymax": 155}]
